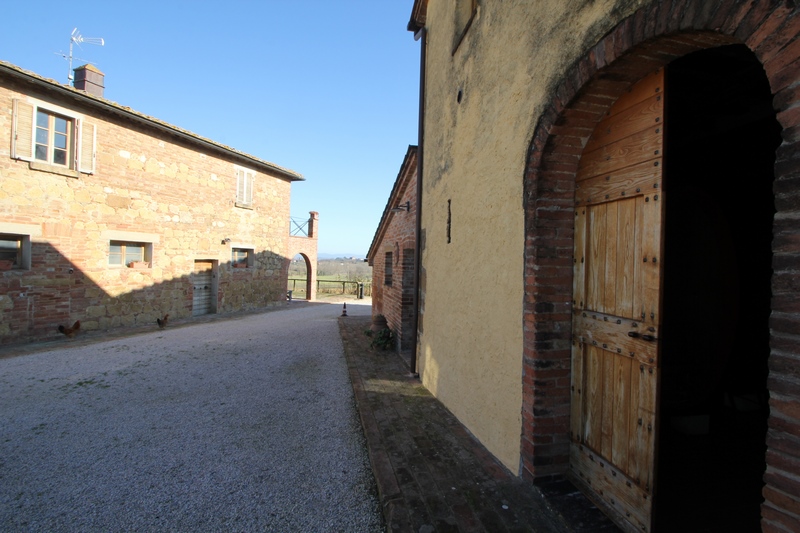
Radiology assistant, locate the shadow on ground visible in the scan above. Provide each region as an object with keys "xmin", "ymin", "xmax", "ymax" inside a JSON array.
[{"xmin": 338, "ymin": 315, "xmax": 619, "ymax": 533}]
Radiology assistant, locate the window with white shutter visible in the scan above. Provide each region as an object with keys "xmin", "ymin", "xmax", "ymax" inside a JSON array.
[
  {"xmin": 235, "ymin": 166, "xmax": 255, "ymax": 208},
  {"xmin": 11, "ymin": 98, "xmax": 95, "ymax": 176}
]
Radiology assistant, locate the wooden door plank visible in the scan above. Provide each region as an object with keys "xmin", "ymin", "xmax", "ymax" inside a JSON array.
[
  {"xmin": 569, "ymin": 446, "xmax": 653, "ymax": 533},
  {"xmin": 575, "ymin": 158, "xmax": 662, "ymax": 206},
  {"xmin": 633, "ymin": 195, "xmax": 645, "ymax": 323},
  {"xmin": 587, "ymin": 204, "xmax": 607, "ymax": 314},
  {"xmin": 577, "ymin": 126, "xmax": 663, "ymax": 180},
  {"xmin": 574, "ymin": 208, "xmax": 587, "ymax": 310},
  {"xmin": 605, "ymin": 68, "xmax": 665, "ymax": 119},
  {"xmin": 630, "ymin": 363, "xmax": 657, "ymax": 491},
  {"xmin": 641, "ymin": 191, "xmax": 664, "ymax": 329},
  {"xmin": 573, "ymin": 313, "xmax": 658, "ymax": 365},
  {"xmin": 571, "ymin": 340, "xmax": 585, "ymax": 442},
  {"xmin": 584, "ymin": 94, "xmax": 664, "ymax": 154},
  {"xmin": 611, "ymin": 355, "xmax": 632, "ymax": 472},
  {"xmin": 600, "ymin": 347, "xmax": 615, "ymax": 458},
  {"xmin": 586, "ymin": 345, "xmax": 603, "ymax": 451},
  {"xmin": 604, "ymin": 202, "xmax": 619, "ymax": 315},
  {"xmin": 615, "ymin": 198, "xmax": 636, "ymax": 319}
]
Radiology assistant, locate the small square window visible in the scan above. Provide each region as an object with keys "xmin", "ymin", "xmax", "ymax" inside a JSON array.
[
  {"xmin": 0, "ymin": 234, "xmax": 25, "ymax": 270},
  {"xmin": 232, "ymin": 248, "xmax": 253, "ymax": 269},
  {"xmin": 110, "ymin": 241, "xmax": 151, "ymax": 268}
]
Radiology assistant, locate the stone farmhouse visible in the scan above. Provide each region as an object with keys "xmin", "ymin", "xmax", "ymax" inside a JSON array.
[
  {"xmin": 367, "ymin": 145, "xmax": 417, "ymax": 363},
  {"xmin": 406, "ymin": 1, "xmax": 800, "ymax": 532},
  {"xmin": 0, "ymin": 60, "xmax": 316, "ymax": 345}
]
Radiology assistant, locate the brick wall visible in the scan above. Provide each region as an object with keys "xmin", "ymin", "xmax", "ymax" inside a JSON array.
[
  {"xmin": 288, "ymin": 211, "xmax": 319, "ymax": 301},
  {"xmin": 370, "ymin": 159, "xmax": 417, "ymax": 353},
  {"xmin": 520, "ymin": 0, "xmax": 800, "ymax": 530},
  {"xmin": 0, "ymin": 76, "xmax": 295, "ymax": 344}
]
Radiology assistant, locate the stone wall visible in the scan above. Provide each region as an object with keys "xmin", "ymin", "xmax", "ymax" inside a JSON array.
[{"xmin": 0, "ymin": 75, "xmax": 294, "ymax": 344}]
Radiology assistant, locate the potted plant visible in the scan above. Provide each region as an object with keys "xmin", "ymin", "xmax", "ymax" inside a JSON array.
[
  {"xmin": 128, "ymin": 261, "xmax": 150, "ymax": 269},
  {"xmin": 0, "ymin": 259, "xmax": 14, "ymax": 271}
]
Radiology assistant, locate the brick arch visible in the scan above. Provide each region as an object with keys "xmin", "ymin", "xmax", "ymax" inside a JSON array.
[{"xmin": 520, "ymin": 1, "xmax": 799, "ymax": 503}]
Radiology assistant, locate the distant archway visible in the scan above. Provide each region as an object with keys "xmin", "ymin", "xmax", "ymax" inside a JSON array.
[{"xmin": 288, "ymin": 253, "xmax": 314, "ymax": 301}]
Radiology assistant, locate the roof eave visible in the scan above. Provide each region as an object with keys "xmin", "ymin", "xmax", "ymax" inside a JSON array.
[{"xmin": 0, "ymin": 61, "xmax": 304, "ymax": 182}]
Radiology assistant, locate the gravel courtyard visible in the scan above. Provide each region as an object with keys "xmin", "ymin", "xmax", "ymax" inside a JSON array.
[{"xmin": 0, "ymin": 301, "xmax": 382, "ymax": 532}]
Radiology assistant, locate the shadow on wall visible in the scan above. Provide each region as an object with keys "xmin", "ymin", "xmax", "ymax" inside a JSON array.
[{"xmin": 0, "ymin": 241, "xmax": 291, "ymax": 346}]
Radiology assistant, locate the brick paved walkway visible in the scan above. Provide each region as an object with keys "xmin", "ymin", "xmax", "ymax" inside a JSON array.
[{"xmin": 339, "ymin": 315, "xmax": 618, "ymax": 533}]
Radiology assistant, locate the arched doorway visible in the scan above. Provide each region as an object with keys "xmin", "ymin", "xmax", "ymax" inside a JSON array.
[{"xmin": 520, "ymin": 3, "xmax": 797, "ymax": 532}]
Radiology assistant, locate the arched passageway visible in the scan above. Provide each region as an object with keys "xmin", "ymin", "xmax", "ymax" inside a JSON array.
[{"xmin": 521, "ymin": 3, "xmax": 797, "ymax": 532}]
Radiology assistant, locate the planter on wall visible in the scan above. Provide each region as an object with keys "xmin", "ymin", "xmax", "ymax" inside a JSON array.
[
  {"xmin": 0, "ymin": 259, "xmax": 13, "ymax": 271},
  {"xmin": 128, "ymin": 261, "xmax": 150, "ymax": 269}
]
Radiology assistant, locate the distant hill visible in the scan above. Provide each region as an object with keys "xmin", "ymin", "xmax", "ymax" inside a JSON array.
[{"xmin": 317, "ymin": 253, "xmax": 365, "ymax": 260}]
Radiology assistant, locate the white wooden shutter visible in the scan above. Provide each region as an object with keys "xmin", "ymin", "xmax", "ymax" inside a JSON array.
[
  {"xmin": 77, "ymin": 119, "xmax": 96, "ymax": 174},
  {"xmin": 245, "ymin": 171, "xmax": 253, "ymax": 204},
  {"xmin": 236, "ymin": 169, "xmax": 254, "ymax": 205},
  {"xmin": 236, "ymin": 169, "xmax": 245, "ymax": 203},
  {"xmin": 11, "ymin": 99, "xmax": 34, "ymax": 161}
]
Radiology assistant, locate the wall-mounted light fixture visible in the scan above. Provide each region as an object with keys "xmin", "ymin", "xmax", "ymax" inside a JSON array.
[
  {"xmin": 221, "ymin": 238, "xmax": 232, "ymax": 245},
  {"xmin": 391, "ymin": 201, "xmax": 411, "ymax": 213}
]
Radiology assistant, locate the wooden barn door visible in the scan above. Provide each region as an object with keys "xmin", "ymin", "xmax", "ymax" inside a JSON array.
[{"xmin": 569, "ymin": 69, "xmax": 665, "ymax": 533}]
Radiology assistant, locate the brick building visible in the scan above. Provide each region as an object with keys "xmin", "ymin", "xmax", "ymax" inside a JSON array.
[
  {"xmin": 367, "ymin": 146, "xmax": 417, "ymax": 358},
  {"xmin": 408, "ymin": 1, "xmax": 800, "ymax": 531},
  {"xmin": 0, "ymin": 60, "xmax": 315, "ymax": 345}
]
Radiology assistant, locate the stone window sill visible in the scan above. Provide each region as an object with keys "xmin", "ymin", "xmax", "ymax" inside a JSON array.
[{"xmin": 29, "ymin": 161, "xmax": 80, "ymax": 179}]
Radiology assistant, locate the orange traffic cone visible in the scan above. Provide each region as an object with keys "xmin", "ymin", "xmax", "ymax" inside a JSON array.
[{"xmin": 341, "ymin": 302, "xmax": 348, "ymax": 317}]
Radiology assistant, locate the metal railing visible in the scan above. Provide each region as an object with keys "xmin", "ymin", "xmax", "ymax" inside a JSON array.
[{"xmin": 289, "ymin": 217, "xmax": 309, "ymax": 237}]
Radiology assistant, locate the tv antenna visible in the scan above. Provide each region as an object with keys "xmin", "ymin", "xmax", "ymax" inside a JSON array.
[{"xmin": 56, "ymin": 28, "xmax": 104, "ymax": 85}]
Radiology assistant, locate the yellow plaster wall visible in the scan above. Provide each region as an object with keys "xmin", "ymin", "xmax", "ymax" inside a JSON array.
[{"xmin": 417, "ymin": 0, "xmax": 648, "ymax": 473}]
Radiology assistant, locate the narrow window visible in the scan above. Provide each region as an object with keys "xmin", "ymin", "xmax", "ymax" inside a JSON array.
[
  {"xmin": 385, "ymin": 252, "xmax": 393, "ymax": 286},
  {"xmin": 35, "ymin": 110, "xmax": 72, "ymax": 167},
  {"xmin": 235, "ymin": 167, "xmax": 255, "ymax": 207},
  {"xmin": 109, "ymin": 241, "xmax": 151, "ymax": 268}
]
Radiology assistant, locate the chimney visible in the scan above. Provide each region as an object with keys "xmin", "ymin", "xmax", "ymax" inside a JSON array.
[{"xmin": 73, "ymin": 64, "xmax": 105, "ymax": 97}]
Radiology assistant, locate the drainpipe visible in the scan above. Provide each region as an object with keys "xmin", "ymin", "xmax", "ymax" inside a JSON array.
[{"xmin": 410, "ymin": 26, "xmax": 426, "ymax": 376}]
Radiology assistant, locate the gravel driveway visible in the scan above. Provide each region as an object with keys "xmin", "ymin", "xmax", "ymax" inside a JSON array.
[{"xmin": 0, "ymin": 301, "xmax": 382, "ymax": 532}]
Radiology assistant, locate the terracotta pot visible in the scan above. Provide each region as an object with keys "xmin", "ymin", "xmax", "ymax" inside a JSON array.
[
  {"xmin": 0, "ymin": 259, "xmax": 13, "ymax": 271},
  {"xmin": 371, "ymin": 315, "xmax": 388, "ymax": 332},
  {"xmin": 128, "ymin": 261, "xmax": 149, "ymax": 269}
]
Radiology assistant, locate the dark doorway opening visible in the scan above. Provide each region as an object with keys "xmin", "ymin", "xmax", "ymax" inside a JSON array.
[{"xmin": 658, "ymin": 44, "xmax": 780, "ymax": 531}]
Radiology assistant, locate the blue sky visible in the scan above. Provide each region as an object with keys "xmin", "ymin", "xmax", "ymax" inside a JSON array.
[{"xmin": 1, "ymin": 1, "xmax": 420, "ymax": 257}]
